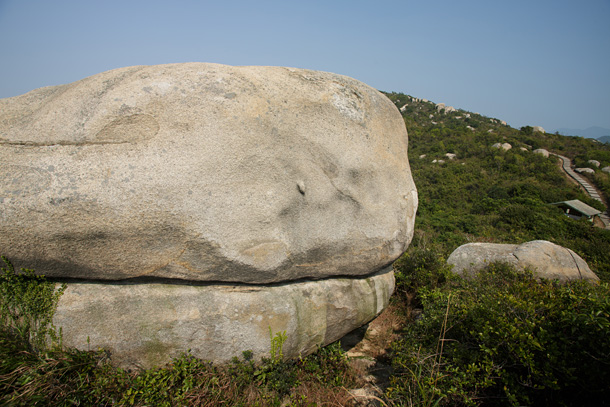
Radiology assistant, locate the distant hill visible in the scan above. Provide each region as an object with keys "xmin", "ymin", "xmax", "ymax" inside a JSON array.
[
  {"xmin": 555, "ymin": 126, "xmax": 610, "ymax": 139},
  {"xmin": 598, "ymin": 135, "xmax": 610, "ymax": 144}
]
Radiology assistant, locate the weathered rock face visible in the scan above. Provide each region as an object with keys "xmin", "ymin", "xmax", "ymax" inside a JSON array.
[
  {"xmin": 447, "ymin": 240, "xmax": 599, "ymax": 283},
  {"xmin": 1, "ymin": 63, "xmax": 417, "ymax": 367},
  {"xmin": 54, "ymin": 267, "xmax": 394, "ymax": 369},
  {"xmin": 1, "ymin": 63, "xmax": 417, "ymax": 284}
]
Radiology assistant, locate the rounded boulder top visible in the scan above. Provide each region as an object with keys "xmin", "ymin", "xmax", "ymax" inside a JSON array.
[
  {"xmin": 0, "ymin": 63, "xmax": 418, "ymax": 284},
  {"xmin": 447, "ymin": 240, "xmax": 599, "ymax": 283}
]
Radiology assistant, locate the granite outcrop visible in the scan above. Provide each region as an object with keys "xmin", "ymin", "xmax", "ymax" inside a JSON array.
[{"xmin": 0, "ymin": 63, "xmax": 417, "ymax": 367}]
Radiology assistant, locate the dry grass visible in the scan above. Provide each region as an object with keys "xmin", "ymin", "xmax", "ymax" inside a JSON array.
[
  {"xmin": 290, "ymin": 381, "xmax": 357, "ymax": 406},
  {"xmin": 348, "ymin": 303, "xmax": 408, "ymax": 360}
]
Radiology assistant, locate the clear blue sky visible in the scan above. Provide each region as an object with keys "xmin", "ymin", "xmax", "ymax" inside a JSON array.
[{"xmin": 1, "ymin": 0, "xmax": 609, "ymax": 133}]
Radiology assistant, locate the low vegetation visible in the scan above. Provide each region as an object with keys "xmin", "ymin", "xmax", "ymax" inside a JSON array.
[
  {"xmin": 1, "ymin": 258, "xmax": 358, "ymax": 406},
  {"xmin": 2, "ymin": 92, "xmax": 610, "ymax": 406},
  {"xmin": 383, "ymin": 92, "xmax": 610, "ymax": 406},
  {"xmin": 390, "ymin": 251, "xmax": 610, "ymax": 406},
  {"xmin": 384, "ymin": 91, "xmax": 610, "ymax": 281}
]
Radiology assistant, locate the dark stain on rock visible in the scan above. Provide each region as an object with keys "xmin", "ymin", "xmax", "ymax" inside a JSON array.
[{"xmin": 0, "ymin": 165, "xmax": 52, "ymax": 198}]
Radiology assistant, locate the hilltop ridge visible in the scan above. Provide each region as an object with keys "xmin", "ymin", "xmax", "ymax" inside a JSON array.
[
  {"xmin": 384, "ymin": 92, "xmax": 610, "ymax": 143},
  {"xmin": 556, "ymin": 126, "xmax": 610, "ymax": 140},
  {"xmin": 383, "ymin": 91, "xmax": 610, "ymax": 159}
]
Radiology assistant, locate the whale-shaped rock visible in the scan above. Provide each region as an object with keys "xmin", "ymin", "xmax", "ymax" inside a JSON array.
[{"xmin": 0, "ymin": 63, "xmax": 417, "ymax": 366}]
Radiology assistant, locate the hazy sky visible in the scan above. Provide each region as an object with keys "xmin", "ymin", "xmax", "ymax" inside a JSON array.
[{"xmin": 1, "ymin": 0, "xmax": 609, "ymax": 132}]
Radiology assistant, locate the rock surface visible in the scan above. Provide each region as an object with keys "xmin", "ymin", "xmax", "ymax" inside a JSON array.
[
  {"xmin": 533, "ymin": 126, "xmax": 546, "ymax": 133},
  {"xmin": 54, "ymin": 266, "xmax": 395, "ymax": 369},
  {"xmin": 576, "ymin": 167, "xmax": 595, "ymax": 174},
  {"xmin": 1, "ymin": 63, "xmax": 416, "ymax": 367},
  {"xmin": 533, "ymin": 148, "xmax": 549, "ymax": 157},
  {"xmin": 0, "ymin": 63, "xmax": 417, "ymax": 284},
  {"xmin": 447, "ymin": 240, "xmax": 599, "ymax": 283}
]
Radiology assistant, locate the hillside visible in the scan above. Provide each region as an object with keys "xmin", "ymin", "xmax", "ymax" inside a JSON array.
[
  {"xmin": 382, "ymin": 92, "xmax": 610, "ymax": 406},
  {"xmin": 383, "ymin": 91, "xmax": 610, "ymax": 281},
  {"xmin": 2, "ymin": 90, "xmax": 609, "ymax": 407}
]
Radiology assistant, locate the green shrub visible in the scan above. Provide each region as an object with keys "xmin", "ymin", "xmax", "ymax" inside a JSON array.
[
  {"xmin": 393, "ymin": 245, "xmax": 456, "ymax": 307},
  {"xmin": 0, "ymin": 256, "xmax": 65, "ymax": 352},
  {"xmin": 388, "ymin": 262, "xmax": 610, "ymax": 406},
  {"xmin": 1, "ymin": 331, "xmax": 355, "ymax": 406}
]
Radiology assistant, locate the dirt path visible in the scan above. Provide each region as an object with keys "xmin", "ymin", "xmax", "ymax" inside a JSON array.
[{"xmin": 341, "ymin": 304, "xmax": 407, "ymax": 406}]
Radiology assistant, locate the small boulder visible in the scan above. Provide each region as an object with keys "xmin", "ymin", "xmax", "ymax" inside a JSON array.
[
  {"xmin": 576, "ymin": 168, "xmax": 595, "ymax": 174},
  {"xmin": 588, "ymin": 160, "xmax": 601, "ymax": 168},
  {"xmin": 492, "ymin": 142, "xmax": 512, "ymax": 151},
  {"xmin": 602, "ymin": 166, "xmax": 610, "ymax": 174},
  {"xmin": 447, "ymin": 240, "xmax": 599, "ymax": 283},
  {"xmin": 435, "ymin": 103, "xmax": 456, "ymax": 114},
  {"xmin": 533, "ymin": 148, "xmax": 549, "ymax": 157},
  {"xmin": 533, "ymin": 126, "xmax": 546, "ymax": 133},
  {"xmin": 445, "ymin": 153, "xmax": 457, "ymax": 160}
]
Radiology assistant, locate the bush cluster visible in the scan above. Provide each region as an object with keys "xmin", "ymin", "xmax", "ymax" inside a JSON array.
[
  {"xmin": 0, "ymin": 256, "xmax": 65, "ymax": 352},
  {"xmin": 388, "ymin": 258, "xmax": 610, "ymax": 406},
  {"xmin": 0, "ymin": 328, "xmax": 357, "ymax": 406}
]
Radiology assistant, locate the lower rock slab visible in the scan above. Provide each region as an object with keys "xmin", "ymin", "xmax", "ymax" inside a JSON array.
[{"xmin": 53, "ymin": 267, "xmax": 394, "ymax": 369}]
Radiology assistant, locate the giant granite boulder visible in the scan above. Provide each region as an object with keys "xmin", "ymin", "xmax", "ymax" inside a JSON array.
[
  {"xmin": 447, "ymin": 240, "xmax": 599, "ymax": 283},
  {"xmin": 0, "ymin": 63, "xmax": 417, "ymax": 368}
]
